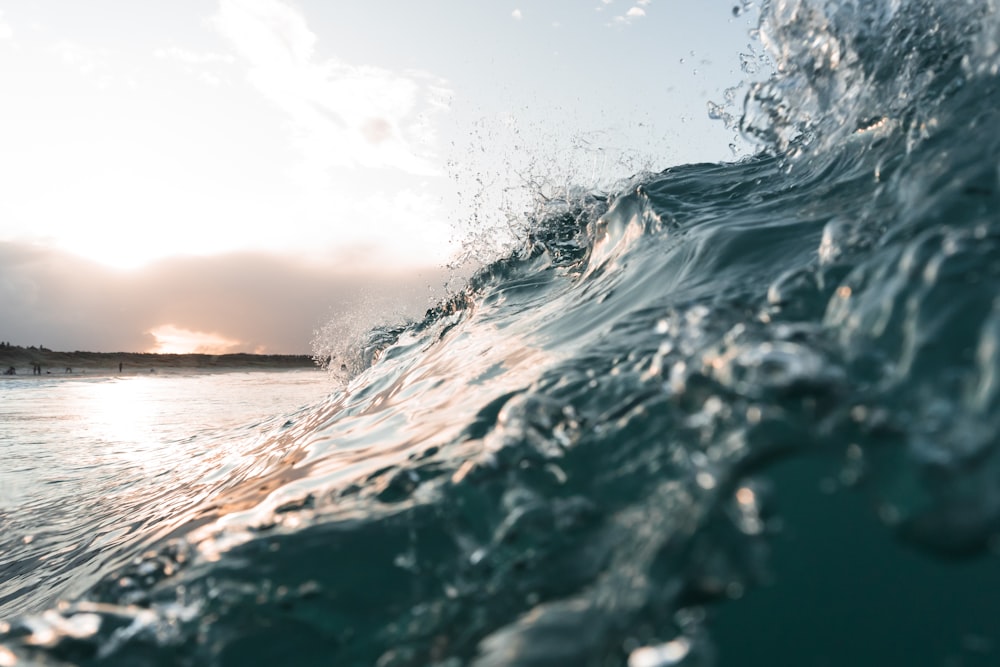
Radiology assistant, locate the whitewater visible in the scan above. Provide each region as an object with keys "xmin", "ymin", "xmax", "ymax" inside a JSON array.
[{"xmin": 3, "ymin": 0, "xmax": 1000, "ymax": 665}]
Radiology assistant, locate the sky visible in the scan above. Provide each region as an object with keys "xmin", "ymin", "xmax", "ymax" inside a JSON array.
[{"xmin": 0, "ymin": 1, "xmax": 762, "ymax": 354}]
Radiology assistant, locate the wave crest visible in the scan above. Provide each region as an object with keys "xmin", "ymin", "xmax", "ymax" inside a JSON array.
[{"xmin": 740, "ymin": 0, "xmax": 992, "ymax": 155}]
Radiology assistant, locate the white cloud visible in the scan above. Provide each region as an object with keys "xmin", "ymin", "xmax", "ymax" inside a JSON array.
[
  {"xmin": 200, "ymin": 71, "xmax": 224, "ymax": 86},
  {"xmin": 52, "ymin": 41, "xmax": 116, "ymax": 87},
  {"xmin": 213, "ymin": 0, "xmax": 450, "ymax": 175},
  {"xmin": 611, "ymin": 4, "xmax": 649, "ymax": 25},
  {"xmin": 53, "ymin": 41, "xmax": 101, "ymax": 74},
  {"xmin": 155, "ymin": 46, "xmax": 236, "ymax": 86},
  {"xmin": 0, "ymin": 10, "xmax": 12, "ymax": 42},
  {"xmin": 512, "ymin": 9, "xmax": 523, "ymax": 20},
  {"xmin": 154, "ymin": 46, "xmax": 236, "ymax": 65}
]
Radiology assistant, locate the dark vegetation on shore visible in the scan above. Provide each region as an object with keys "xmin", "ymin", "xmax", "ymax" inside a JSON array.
[{"xmin": 0, "ymin": 342, "xmax": 317, "ymax": 375}]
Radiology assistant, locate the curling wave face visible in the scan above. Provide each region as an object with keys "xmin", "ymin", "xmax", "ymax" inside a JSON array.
[{"xmin": 4, "ymin": 0, "xmax": 1000, "ymax": 664}]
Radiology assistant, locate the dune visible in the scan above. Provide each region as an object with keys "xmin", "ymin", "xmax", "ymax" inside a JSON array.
[{"xmin": 0, "ymin": 345, "xmax": 318, "ymax": 377}]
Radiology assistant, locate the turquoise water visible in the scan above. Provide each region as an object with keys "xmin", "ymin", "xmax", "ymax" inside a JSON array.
[{"xmin": 4, "ymin": 0, "xmax": 1000, "ymax": 664}]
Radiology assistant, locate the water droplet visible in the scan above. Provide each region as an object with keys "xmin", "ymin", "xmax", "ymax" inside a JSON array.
[
  {"xmin": 628, "ymin": 637, "xmax": 692, "ymax": 667},
  {"xmin": 735, "ymin": 487, "xmax": 756, "ymax": 506},
  {"xmin": 393, "ymin": 551, "xmax": 417, "ymax": 570},
  {"xmin": 696, "ymin": 471, "xmax": 717, "ymax": 490}
]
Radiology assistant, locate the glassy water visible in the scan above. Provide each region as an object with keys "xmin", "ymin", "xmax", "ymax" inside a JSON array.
[{"xmin": 0, "ymin": 370, "xmax": 330, "ymax": 618}]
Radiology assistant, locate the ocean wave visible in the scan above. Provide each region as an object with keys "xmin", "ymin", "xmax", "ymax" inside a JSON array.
[{"xmin": 4, "ymin": 1, "xmax": 1000, "ymax": 665}]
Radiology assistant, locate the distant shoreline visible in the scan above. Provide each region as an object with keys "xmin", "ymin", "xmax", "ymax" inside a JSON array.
[{"xmin": 0, "ymin": 346, "xmax": 319, "ymax": 377}]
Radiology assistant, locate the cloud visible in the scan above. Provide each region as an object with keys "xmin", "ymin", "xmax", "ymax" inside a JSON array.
[
  {"xmin": 0, "ymin": 10, "xmax": 12, "ymax": 41},
  {"xmin": 50, "ymin": 40, "xmax": 135, "ymax": 89},
  {"xmin": 200, "ymin": 71, "xmax": 224, "ymax": 86},
  {"xmin": 155, "ymin": 45, "xmax": 236, "ymax": 87},
  {"xmin": 52, "ymin": 41, "xmax": 107, "ymax": 76},
  {"xmin": 512, "ymin": 9, "xmax": 523, "ymax": 20},
  {"xmin": 154, "ymin": 46, "xmax": 236, "ymax": 65},
  {"xmin": 0, "ymin": 242, "xmax": 446, "ymax": 354},
  {"xmin": 212, "ymin": 0, "xmax": 451, "ymax": 176},
  {"xmin": 147, "ymin": 324, "xmax": 244, "ymax": 354},
  {"xmin": 611, "ymin": 4, "xmax": 650, "ymax": 25}
]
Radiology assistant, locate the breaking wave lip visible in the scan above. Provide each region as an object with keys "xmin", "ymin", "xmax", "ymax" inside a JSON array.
[
  {"xmin": 4, "ymin": 0, "xmax": 1000, "ymax": 665},
  {"xmin": 734, "ymin": 0, "xmax": 998, "ymax": 156}
]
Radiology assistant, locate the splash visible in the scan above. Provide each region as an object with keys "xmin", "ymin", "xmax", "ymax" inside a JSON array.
[{"xmin": 737, "ymin": 0, "xmax": 992, "ymax": 155}]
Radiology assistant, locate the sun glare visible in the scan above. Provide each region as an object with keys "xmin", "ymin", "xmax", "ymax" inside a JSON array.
[{"xmin": 148, "ymin": 324, "xmax": 243, "ymax": 354}]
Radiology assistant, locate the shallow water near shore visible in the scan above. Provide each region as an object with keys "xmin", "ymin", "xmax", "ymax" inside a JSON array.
[{"xmin": 0, "ymin": 370, "xmax": 330, "ymax": 619}]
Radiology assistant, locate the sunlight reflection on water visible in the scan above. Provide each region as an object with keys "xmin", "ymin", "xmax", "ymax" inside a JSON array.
[{"xmin": 0, "ymin": 370, "xmax": 331, "ymax": 618}]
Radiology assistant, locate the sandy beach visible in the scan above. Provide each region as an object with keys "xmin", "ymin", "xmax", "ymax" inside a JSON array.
[{"xmin": 0, "ymin": 345, "xmax": 318, "ymax": 378}]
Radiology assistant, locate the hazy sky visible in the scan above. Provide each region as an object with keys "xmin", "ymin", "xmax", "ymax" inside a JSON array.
[{"xmin": 0, "ymin": 1, "xmax": 761, "ymax": 354}]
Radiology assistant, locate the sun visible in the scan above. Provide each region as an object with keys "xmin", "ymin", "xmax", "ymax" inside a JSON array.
[{"xmin": 147, "ymin": 324, "xmax": 244, "ymax": 354}]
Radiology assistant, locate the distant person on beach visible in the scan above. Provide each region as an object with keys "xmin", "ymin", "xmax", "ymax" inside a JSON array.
[
  {"xmin": 119, "ymin": 362, "xmax": 123, "ymax": 373},
  {"xmin": 4, "ymin": 366, "xmax": 14, "ymax": 375}
]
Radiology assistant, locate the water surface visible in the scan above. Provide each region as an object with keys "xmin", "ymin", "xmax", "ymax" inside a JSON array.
[{"xmin": 0, "ymin": 370, "xmax": 329, "ymax": 618}]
